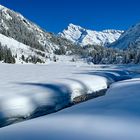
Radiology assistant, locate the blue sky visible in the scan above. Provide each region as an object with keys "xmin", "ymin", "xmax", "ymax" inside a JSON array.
[{"xmin": 0, "ymin": 0, "xmax": 140, "ymax": 33}]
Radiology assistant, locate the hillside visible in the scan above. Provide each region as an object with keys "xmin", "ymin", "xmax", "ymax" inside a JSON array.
[{"xmin": 109, "ymin": 22, "xmax": 140, "ymax": 49}]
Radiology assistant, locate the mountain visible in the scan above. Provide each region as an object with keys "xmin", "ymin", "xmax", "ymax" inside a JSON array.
[
  {"xmin": 109, "ymin": 22, "xmax": 140, "ymax": 49},
  {"xmin": 0, "ymin": 5, "xmax": 53, "ymax": 52},
  {"xmin": 0, "ymin": 5, "xmax": 77, "ymax": 63},
  {"xmin": 0, "ymin": 5, "xmax": 76, "ymax": 52},
  {"xmin": 59, "ymin": 23, "xmax": 123, "ymax": 47}
]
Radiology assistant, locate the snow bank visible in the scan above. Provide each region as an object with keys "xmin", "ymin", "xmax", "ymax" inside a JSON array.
[
  {"xmin": 0, "ymin": 63, "xmax": 109, "ymax": 124},
  {"xmin": 0, "ymin": 78, "xmax": 140, "ymax": 140}
]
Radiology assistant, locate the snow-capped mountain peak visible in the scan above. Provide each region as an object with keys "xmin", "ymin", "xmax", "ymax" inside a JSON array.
[
  {"xmin": 60, "ymin": 23, "xmax": 124, "ymax": 47},
  {"xmin": 68, "ymin": 23, "xmax": 83, "ymax": 30}
]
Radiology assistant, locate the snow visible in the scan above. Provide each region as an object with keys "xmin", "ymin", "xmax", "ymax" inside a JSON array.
[
  {"xmin": 57, "ymin": 75, "xmax": 108, "ymax": 100},
  {"xmin": 0, "ymin": 5, "xmax": 12, "ymax": 20},
  {"xmin": 59, "ymin": 23, "xmax": 123, "ymax": 47},
  {"xmin": 110, "ymin": 22, "xmax": 140, "ymax": 49},
  {"xmin": 0, "ymin": 95, "xmax": 35, "ymax": 118},
  {"xmin": 0, "ymin": 5, "xmax": 7, "ymax": 11},
  {"xmin": 0, "ymin": 70, "xmax": 140, "ymax": 140},
  {"xmin": 0, "ymin": 19, "xmax": 9, "ymax": 30},
  {"xmin": 0, "ymin": 63, "xmax": 133, "ymax": 124}
]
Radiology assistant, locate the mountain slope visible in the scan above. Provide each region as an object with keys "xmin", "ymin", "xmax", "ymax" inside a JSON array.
[
  {"xmin": 0, "ymin": 5, "xmax": 52, "ymax": 51},
  {"xmin": 0, "ymin": 32, "xmax": 48, "ymax": 63},
  {"xmin": 109, "ymin": 22, "xmax": 140, "ymax": 49},
  {"xmin": 0, "ymin": 5, "xmax": 75, "ymax": 54},
  {"xmin": 59, "ymin": 23, "xmax": 123, "ymax": 47}
]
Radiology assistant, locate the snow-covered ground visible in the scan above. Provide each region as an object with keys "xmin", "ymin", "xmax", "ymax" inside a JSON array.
[
  {"xmin": 0, "ymin": 72, "xmax": 140, "ymax": 140},
  {"xmin": 0, "ymin": 63, "xmax": 132, "ymax": 123},
  {"xmin": 0, "ymin": 63, "xmax": 140, "ymax": 140}
]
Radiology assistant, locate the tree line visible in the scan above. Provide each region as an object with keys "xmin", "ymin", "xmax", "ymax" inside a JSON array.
[
  {"xmin": 54, "ymin": 44, "xmax": 140, "ymax": 64},
  {"xmin": 0, "ymin": 43, "xmax": 15, "ymax": 63}
]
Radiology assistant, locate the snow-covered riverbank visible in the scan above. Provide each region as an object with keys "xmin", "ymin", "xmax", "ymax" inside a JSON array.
[
  {"xmin": 0, "ymin": 63, "xmax": 139, "ymax": 139},
  {"xmin": 0, "ymin": 73, "xmax": 140, "ymax": 140}
]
